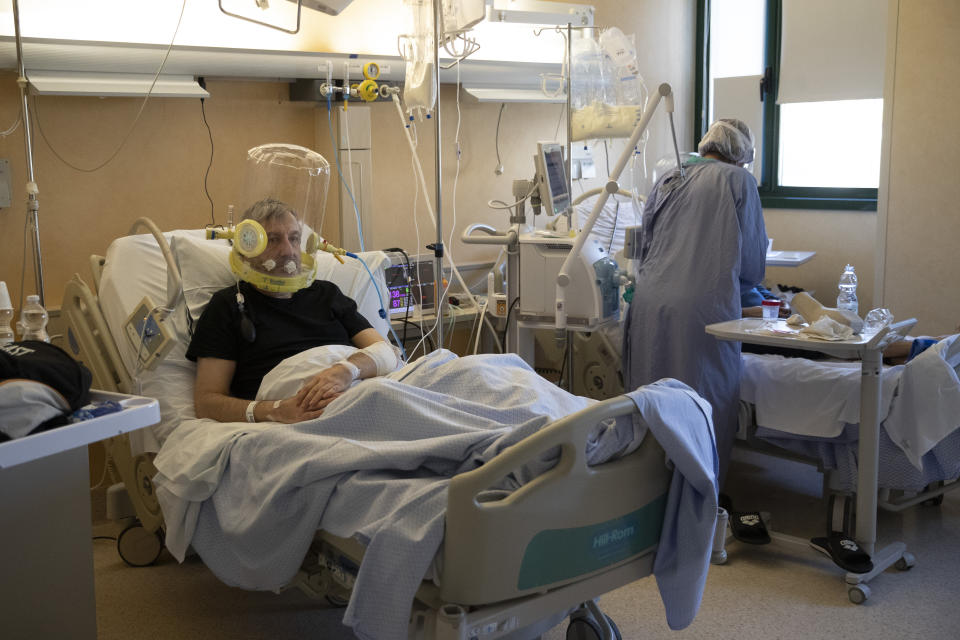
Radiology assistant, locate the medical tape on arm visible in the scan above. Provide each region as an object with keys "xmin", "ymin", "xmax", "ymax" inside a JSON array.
[{"xmin": 358, "ymin": 341, "xmax": 401, "ymax": 376}]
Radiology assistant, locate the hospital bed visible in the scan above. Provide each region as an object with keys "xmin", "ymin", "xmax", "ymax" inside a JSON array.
[
  {"xmin": 61, "ymin": 218, "xmax": 716, "ymax": 640},
  {"xmin": 737, "ymin": 338, "xmax": 960, "ymax": 511},
  {"xmin": 708, "ymin": 318, "xmax": 960, "ymax": 603}
]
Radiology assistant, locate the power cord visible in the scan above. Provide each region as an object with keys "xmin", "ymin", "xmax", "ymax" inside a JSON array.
[
  {"xmin": 199, "ymin": 77, "xmax": 215, "ymax": 226},
  {"xmin": 30, "ymin": 0, "xmax": 188, "ymax": 173},
  {"xmin": 494, "ymin": 103, "xmax": 505, "ymax": 175}
]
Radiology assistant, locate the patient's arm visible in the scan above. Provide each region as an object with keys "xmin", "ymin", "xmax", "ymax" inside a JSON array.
[
  {"xmin": 295, "ymin": 328, "xmax": 388, "ymax": 412},
  {"xmin": 195, "ymin": 357, "xmax": 324, "ymax": 424}
]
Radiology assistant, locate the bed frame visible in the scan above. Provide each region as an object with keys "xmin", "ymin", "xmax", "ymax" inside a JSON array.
[{"xmin": 60, "ymin": 219, "xmax": 679, "ymax": 639}]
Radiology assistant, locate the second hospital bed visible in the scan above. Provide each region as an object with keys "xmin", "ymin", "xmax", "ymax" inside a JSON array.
[
  {"xmin": 60, "ymin": 219, "xmax": 719, "ymax": 640},
  {"xmin": 737, "ymin": 338, "xmax": 960, "ymax": 510}
]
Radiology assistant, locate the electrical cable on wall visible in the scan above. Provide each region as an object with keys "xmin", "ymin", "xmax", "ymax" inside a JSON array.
[
  {"xmin": 199, "ymin": 79, "xmax": 216, "ymax": 227},
  {"xmin": 0, "ymin": 114, "xmax": 21, "ymax": 137},
  {"xmin": 30, "ymin": 0, "xmax": 188, "ymax": 173},
  {"xmin": 494, "ymin": 103, "xmax": 505, "ymax": 175}
]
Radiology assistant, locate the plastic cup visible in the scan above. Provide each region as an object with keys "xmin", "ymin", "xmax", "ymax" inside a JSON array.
[{"xmin": 761, "ymin": 299, "xmax": 781, "ymax": 319}]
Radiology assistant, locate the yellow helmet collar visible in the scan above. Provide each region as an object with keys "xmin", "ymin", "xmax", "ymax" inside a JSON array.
[{"xmin": 228, "ymin": 250, "xmax": 317, "ymax": 294}]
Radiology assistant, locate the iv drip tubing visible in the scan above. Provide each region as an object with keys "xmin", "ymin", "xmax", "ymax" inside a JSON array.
[{"xmin": 390, "ymin": 95, "xmax": 478, "ymax": 310}]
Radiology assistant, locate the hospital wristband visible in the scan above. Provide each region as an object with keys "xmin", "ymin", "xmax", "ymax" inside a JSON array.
[
  {"xmin": 335, "ymin": 359, "xmax": 361, "ymax": 381},
  {"xmin": 245, "ymin": 401, "xmax": 258, "ymax": 423}
]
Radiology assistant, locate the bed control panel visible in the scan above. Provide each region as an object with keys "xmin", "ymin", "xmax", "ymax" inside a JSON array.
[{"xmin": 124, "ymin": 296, "xmax": 175, "ymax": 371}]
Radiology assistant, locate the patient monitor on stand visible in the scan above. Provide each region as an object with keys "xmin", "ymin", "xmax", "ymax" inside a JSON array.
[{"xmin": 521, "ymin": 142, "xmax": 620, "ymax": 332}]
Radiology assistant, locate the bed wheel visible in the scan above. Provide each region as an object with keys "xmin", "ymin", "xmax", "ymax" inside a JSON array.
[
  {"xmin": 117, "ymin": 522, "xmax": 164, "ymax": 567},
  {"xmin": 566, "ymin": 616, "xmax": 601, "ymax": 640},
  {"xmin": 895, "ymin": 553, "xmax": 916, "ymax": 571},
  {"xmin": 848, "ymin": 584, "xmax": 870, "ymax": 605},
  {"xmin": 566, "ymin": 612, "xmax": 621, "ymax": 640},
  {"xmin": 921, "ymin": 494, "xmax": 944, "ymax": 507},
  {"xmin": 325, "ymin": 594, "xmax": 349, "ymax": 608}
]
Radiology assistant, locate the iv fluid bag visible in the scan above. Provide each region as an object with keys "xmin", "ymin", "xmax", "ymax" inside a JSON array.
[{"xmin": 402, "ymin": 0, "xmax": 437, "ymax": 116}]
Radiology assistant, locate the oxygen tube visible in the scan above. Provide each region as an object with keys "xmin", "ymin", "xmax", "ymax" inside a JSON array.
[
  {"xmin": 327, "ymin": 93, "xmax": 365, "ymax": 252},
  {"xmin": 346, "ymin": 251, "xmax": 409, "ymax": 362}
]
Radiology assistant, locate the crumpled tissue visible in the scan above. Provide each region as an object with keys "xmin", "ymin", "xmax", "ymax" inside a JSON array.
[{"xmin": 799, "ymin": 316, "xmax": 856, "ymax": 341}]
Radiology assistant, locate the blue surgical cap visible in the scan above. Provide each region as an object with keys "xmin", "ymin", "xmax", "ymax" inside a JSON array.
[{"xmin": 697, "ymin": 119, "xmax": 755, "ymax": 165}]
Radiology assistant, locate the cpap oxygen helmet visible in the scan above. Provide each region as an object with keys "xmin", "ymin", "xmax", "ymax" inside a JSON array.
[{"xmin": 208, "ymin": 143, "xmax": 348, "ymax": 294}]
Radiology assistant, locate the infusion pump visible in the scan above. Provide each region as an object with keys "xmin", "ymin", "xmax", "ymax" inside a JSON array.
[{"xmin": 517, "ymin": 233, "xmax": 619, "ymax": 331}]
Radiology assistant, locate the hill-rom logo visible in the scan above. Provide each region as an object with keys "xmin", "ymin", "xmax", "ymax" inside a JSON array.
[{"xmin": 592, "ymin": 525, "xmax": 636, "ymax": 549}]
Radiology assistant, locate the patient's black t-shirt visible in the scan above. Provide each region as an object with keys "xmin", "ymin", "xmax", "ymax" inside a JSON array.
[{"xmin": 186, "ymin": 280, "xmax": 372, "ymax": 400}]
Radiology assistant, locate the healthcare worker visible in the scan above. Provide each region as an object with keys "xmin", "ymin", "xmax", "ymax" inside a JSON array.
[{"xmin": 623, "ymin": 119, "xmax": 767, "ymax": 485}]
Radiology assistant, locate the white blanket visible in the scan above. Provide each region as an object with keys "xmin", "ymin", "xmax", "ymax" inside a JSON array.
[
  {"xmin": 153, "ymin": 351, "xmax": 712, "ymax": 640},
  {"xmin": 741, "ymin": 353, "xmax": 902, "ymax": 438},
  {"xmin": 742, "ymin": 337, "xmax": 960, "ymax": 469},
  {"xmin": 884, "ymin": 335, "xmax": 960, "ymax": 469}
]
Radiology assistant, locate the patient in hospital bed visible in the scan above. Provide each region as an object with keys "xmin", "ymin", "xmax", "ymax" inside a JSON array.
[{"xmin": 186, "ymin": 198, "xmax": 401, "ymax": 424}]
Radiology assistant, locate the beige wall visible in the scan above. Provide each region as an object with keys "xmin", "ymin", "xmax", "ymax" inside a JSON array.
[
  {"xmin": 877, "ymin": 0, "xmax": 960, "ymax": 335},
  {"xmin": 763, "ymin": 209, "xmax": 878, "ymax": 312},
  {"xmin": 0, "ymin": 0, "xmax": 695, "ymax": 317},
  {"xmin": 0, "ymin": 76, "xmax": 319, "ymax": 309}
]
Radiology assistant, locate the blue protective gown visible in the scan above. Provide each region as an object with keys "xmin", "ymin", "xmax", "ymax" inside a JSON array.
[{"xmin": 623, "ymin": 158, "xmax": 767, "ymax": 484}]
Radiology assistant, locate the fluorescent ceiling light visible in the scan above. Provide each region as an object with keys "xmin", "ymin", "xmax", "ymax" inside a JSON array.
[
  {"xmin": 485, "ymin": 0, "xmax": 594, "ymax": 27},
  {"xmin": 464, "ymin": 86, "xmax": 564, "ymax": 103},
  {"xmin": 27, "ymin": 70, "xmax": 209, "ymax": 98}
]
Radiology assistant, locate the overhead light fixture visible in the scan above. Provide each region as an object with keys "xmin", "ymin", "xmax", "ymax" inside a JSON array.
[
  {"xmin": 485, "ymin": 0, "xmax": 594, "ymax": 27},
  {"xmin": 464, "ymin": 86, "xmax": 564, "ymax": 103},
  {"xmin": 27, "ymin": 70, "xmax": 209, "ymax": 98}
]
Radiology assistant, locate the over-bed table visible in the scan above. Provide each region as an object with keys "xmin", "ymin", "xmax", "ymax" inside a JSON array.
[{"xmin": 706, "ymin": 317, "xmax": 917, "ymax": 604}]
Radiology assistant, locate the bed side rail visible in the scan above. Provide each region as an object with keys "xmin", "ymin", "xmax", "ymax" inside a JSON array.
[
  {"xmin": 61, "ymin": 274, "xmax": 165, "ymax": 535},
  {"xmin": 61, "ymin": 274, "xmax": 132, "ymax": 394},
  {"xmin": 89, "ymin": 254, "xmax": 105, "ymax": 293},
  {"xmin": 441, "ymin": 395, "xmax": 671, "ymax": 605}
]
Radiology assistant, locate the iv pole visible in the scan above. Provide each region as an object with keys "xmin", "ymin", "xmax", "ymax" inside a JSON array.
[
  {"xmin": 431, "ymin": 0, "xmax": 444, "ymax": 350},
  {"xmin": 12, "ymin": 0, "xmax": 45, "ymax": 306}
]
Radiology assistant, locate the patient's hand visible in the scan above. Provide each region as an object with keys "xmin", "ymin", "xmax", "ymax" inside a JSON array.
[
  {"xmin": 296, "ymin": 364, "xmax": 355, "ymax": 411},
  {"xmin": 266, "ymin": 396, "xmax": 327, "ymax": 424}
]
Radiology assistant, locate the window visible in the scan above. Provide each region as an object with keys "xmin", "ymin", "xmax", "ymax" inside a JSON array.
[{"xmin": 696, "ymin": 0, "xmax": 886, "ymax": 210}]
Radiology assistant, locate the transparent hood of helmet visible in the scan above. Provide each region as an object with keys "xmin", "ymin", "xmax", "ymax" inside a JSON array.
[{"xmin": 232, "ymin": 144, "xmax": 332, "ymax": 293}]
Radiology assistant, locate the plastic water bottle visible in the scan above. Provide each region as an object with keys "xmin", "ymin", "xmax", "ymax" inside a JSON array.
[
  {"xmin": 0, "ymin": 281, "xmax": 14, "ymax": 345},
  {"xmin": 19, "ymin": 294, "xmax": 50, "ymax": 342},
  {"xmin": 836, "ymin": 264, "xmax": 859, "ymax": 314}
]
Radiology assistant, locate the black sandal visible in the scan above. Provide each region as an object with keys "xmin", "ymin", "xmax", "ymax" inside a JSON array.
[
  {"xmin": 810, "ymin": 532, "xmax": 873, "ymax": 574},
  {"xmin": 720, "ymin": 494, "xmax": 771, "ymax": 545}
]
